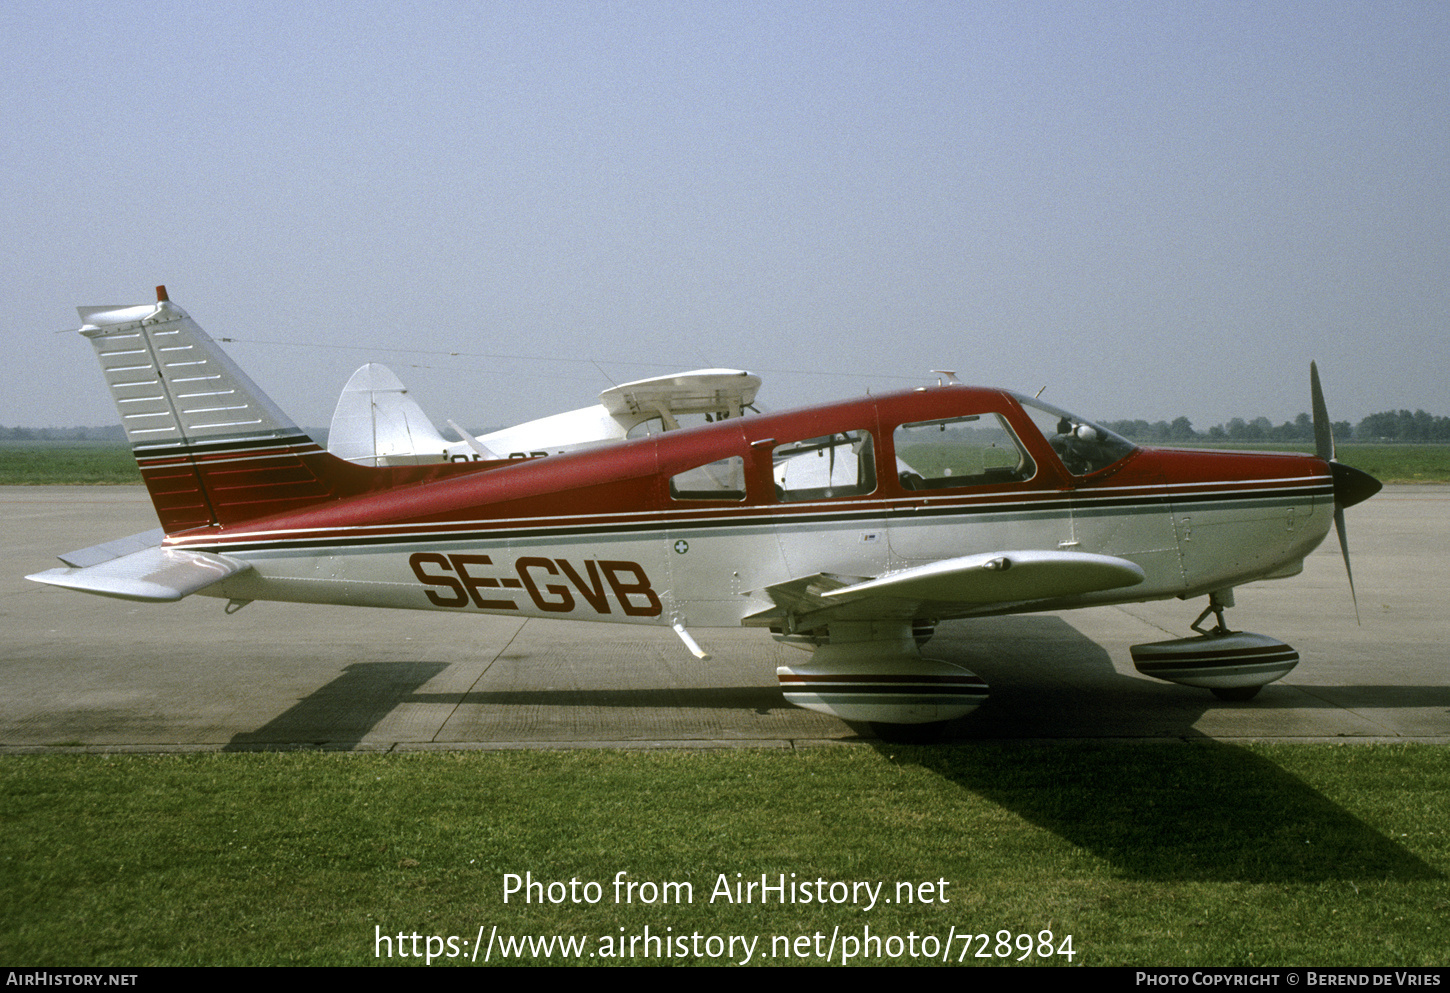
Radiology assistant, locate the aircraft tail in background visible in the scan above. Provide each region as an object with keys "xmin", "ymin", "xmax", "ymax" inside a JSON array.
[{"xmin": 326, "ymin": 362, "xmax": 455, "ymax": 466}]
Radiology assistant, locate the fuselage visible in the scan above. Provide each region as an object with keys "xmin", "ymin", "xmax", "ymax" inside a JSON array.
[{"xmin": 166, "ymin": 384, "xmax": 1336, "ymax": 629}]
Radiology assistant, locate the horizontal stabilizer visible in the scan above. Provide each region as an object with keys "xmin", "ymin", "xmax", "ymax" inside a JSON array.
[
  {"xmin": 56, "ymin": 528, "xmax": 165, "ymax": 568},
  {"xmin": 28, "ymin": 544, "xmax": 251, "ymax": 602}
]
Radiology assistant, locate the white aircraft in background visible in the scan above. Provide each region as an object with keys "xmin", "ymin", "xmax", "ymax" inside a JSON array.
[{"xmin": 326, "ymin": 362, "xmax": 761, "ymax": 466}]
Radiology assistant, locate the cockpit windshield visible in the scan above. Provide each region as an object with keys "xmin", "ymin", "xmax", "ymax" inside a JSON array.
[{"xmin": 1012, "ymin": 394, "xmax": 1136, "ymax": 476}]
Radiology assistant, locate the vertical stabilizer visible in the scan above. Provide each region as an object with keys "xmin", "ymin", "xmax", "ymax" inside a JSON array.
[
  {"xmin": 78, "ymin": 288, "xmax": 337, "ymax": 533},
  {"xmin": 327, "ymin": 363, "xmax": 450, "ymax": 466}
]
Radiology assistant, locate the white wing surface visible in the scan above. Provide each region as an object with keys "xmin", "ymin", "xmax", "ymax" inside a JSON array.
[{"xmin": 746, "ymin": 550, "xmax": 1146, "ymax": 627}]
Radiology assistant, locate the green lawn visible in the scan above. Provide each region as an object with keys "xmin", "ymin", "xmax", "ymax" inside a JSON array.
[
  {"xmin": 1150, "ymin": 442, "xmax": 1450, "ymax": 484},
  {"xmin": 0, "ymin": 443, "xmax": 141, "ymax": 485},
  {"xmin": 1319, "ymin": 444, "xmax": 1450, "ymax": 484},
  {"xmin": 2, "ymin": 744, "xmax": 1445, "ymax": 966}
]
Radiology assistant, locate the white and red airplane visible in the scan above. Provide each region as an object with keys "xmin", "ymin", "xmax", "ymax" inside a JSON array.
[{"xmin": 28, "ymin": 287, "xmax": 1381, "ymax": 730}]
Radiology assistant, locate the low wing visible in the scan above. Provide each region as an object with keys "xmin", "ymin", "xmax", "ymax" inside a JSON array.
[
  {"xmin": 27, "ymin": 531, "xmax": 251, "ymax": 603},
  {"xmin": 745, "ymin": 550, "xmax": 1146, "ymax": 628}
]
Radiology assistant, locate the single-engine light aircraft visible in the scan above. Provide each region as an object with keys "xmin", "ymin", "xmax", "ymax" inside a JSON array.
[{"xmin": 28, "ymin": 288, "xmax": 1381, "ymax": 729}]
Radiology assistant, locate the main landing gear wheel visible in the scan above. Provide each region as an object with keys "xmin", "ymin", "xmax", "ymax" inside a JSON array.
[{"xmin": 776, "ymin": 621, "xmax": 987, "ymax": 726}]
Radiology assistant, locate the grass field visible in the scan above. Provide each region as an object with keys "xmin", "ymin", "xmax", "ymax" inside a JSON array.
[
  {"xmin": 1148, "ymin": 442, "xmax": 1450, "ymax": 485},
  {"xmin": 1, "ymin": 441, "xmax": 1448, "ymax": 485},
  {"xmin": 1, "ymin": 744, "xmax": 1446, "ymax": 966},
  {"xmin": 0, "ymin": 442, "xmax": 141, "ymax": 485}
]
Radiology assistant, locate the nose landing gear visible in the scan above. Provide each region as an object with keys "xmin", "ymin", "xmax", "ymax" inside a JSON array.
[{"xmin": 1130, "ymin": 590, "xmax": 1300, "ymax": 702}]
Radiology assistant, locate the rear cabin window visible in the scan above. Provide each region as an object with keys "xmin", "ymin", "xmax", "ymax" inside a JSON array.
[
  {"xmin": 893, "ymin": 414, "xmax": 1034, "ymax": 490},
  {"xmin": 669, "ymin": 455, "xmax": 747, "ymax": 501},
  {"xmin": 772, "ymin": 430, "xmax": 875, "ymax": 502}
]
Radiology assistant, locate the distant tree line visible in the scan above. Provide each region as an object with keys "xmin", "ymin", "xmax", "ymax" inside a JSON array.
[
  {"xmin": 0, "ymin": 424, "xmax": 329, "ymax": 442},
  {"xmin": 1353, "ymin": 410, "xmax": 1450, "ymax": 442},
  {"xmin": 1102, "ymin": 410, "xmax": 1450, "ymax": 444},
  {"xmin": 0, "ymin": 425, "xmax": 127, "ymax": 441}
]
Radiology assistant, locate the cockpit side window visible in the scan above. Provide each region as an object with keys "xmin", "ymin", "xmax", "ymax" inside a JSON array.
[
  {"xmin": 1014, "ymin": 395, "xmax": 1136, "ymax": 476},
  {"xmin": 669, "ymin": 455, "xmax": 747, "ymax": 502},
  {"xmin": 893, "ymin": 414, "xmax": 1035, "ymax": 490},
  {"xmin": 773, "ymin": 430, "xmax": 875, "ymax": 502}
]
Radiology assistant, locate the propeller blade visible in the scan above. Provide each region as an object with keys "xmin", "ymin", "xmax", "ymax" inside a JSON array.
[
  {"xmin": 1334, "ymin": 505, "xmax": 1361, "ymax": 625},
  {"xmin": 1310, "ymin": 362, "xmax": 1381, "ymax": 625},
  {"xmin": 1310, "ymin": 360, "xmax": 1335, "ymax": 463}
]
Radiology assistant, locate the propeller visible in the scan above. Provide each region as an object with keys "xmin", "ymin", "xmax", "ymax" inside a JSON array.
[{"xmin": 1309, "ymin": 361, "xmax": 1382, "ymax": 622}]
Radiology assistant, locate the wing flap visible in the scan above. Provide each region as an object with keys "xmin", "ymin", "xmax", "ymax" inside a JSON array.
[{"xmin": 28, "ymin": 543, "xmax": 251, "ymax": 602}]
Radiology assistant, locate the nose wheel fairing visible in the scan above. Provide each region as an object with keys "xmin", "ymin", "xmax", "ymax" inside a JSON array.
[{"xmin": 1130, "ymin": 631, "xmax": 1299, "ymax": 693}]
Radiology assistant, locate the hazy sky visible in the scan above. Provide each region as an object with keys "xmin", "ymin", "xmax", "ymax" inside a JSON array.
[{"xmin": 4, "ymin": 1, "xmax": 1446, "ymax": 433}]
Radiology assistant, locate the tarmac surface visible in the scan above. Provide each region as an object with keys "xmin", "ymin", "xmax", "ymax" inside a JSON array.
[{"xmin": 2, "ymin": 484, "xmax": 1446, "ymax": 751}]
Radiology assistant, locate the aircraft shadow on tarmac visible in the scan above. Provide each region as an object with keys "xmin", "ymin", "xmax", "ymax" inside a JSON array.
[
  {"xmin": 224, "ymin": 662, "xmax": 450, "ymax": 751},
  {"xmin": 224, "ymin": 615, "xmax": 1450, "ymax": 748},
  {"xmin": 221, "ymin": 617, "xmax": 1124, "ymax": 749},
  {"xmin": 923, "ymin": 616, "xmax": 1450, "ymax": 739}
]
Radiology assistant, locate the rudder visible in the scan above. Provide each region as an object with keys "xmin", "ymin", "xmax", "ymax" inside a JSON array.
[{"xmin": 79, "ymin": 287, "xmax": 341, "ymax": 533}]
